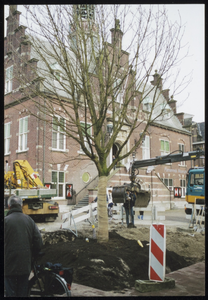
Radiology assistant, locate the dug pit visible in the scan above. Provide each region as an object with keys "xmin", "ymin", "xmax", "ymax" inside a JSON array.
[{"xmin": 37, "ymin": 224, "xmax": 205, "ymax": 291}]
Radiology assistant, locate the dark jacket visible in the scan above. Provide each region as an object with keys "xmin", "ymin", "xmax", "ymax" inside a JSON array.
[
  {"xmin": 4, "ymin": 206, "xmax": 43, "ymax": 276},
  {"xmin": 123, "ymin": 192, "xmax": 136, "ymax": 209}
]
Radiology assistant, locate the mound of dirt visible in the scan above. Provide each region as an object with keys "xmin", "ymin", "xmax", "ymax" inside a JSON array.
[{"xmin": 38, "ymin": 225, "xmax": 205, "ymax": 291}]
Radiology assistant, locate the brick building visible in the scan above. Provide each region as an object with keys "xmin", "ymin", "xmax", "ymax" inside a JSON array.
[{"xmin": 4, "ymin": 5, "xmax": 193, "ymax": 205}]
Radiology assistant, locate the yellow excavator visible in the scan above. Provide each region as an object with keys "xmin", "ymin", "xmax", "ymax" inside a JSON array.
[{"xmin": 4, "ymin": 160, "xmax": 59, "ymax": 222}]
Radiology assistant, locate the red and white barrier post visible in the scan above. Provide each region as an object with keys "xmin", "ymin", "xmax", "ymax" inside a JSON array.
[{"xmin": 149, "ymin": 223, "xmax": 166, "ymax": 282}]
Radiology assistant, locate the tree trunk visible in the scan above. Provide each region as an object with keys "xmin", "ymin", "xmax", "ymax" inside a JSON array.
[{"xmin": 97, "ymin": 176, "xmax": 109, "ymax": 243}]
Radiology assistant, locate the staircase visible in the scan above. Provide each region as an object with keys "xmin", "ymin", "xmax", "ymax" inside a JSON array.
[{"xmin": 72, "ymin": 194, "xmax": 89, "ymax": 210}]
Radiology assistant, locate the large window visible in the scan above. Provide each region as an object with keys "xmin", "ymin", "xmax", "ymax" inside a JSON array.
[
  {"xmin": 163, "ymin": 178, "xmax": 173, "ymax": 191},
  {"xmin": 179, "ymin": 144, "xmax": 185, "ymax": 166},
  {"xmin": 142, "ymin": 136, "xmax": 150, "ymax": 159},
  {"xmin": 52, "ymin": 116, "xmax": 66, "ymax": 151},
  {"xmin": 4, "ymin": 122, "xmax": 11, "ymax": 155},
  {"xmin": 113, "ymin": 78, "xmax": 123, "ymax": 104},
  {"xmin": 5, "ymin": 66, "xmax": 13, "ymax": 94},
  {"xmin": 18, "ymin": 117, "xmax": 28, "ymax": 152},
  {"xmin": 160, "ymin": 140, "xmax": 170, "ymax": 156},
  {"xmin": 180, "ymin": 179, "xmax": 186, "ymax": 198},
  {"xmin": 80, "ymin": 122, "xmax": 91, "ymax": 153},
  {"xmin": 51, "ymin": 171, "xmax": 65, "ymax": 197}
]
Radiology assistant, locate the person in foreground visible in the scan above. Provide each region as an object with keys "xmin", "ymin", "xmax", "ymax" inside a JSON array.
[{"xmin": 4, "ymin": 195, "xmax": 43, "ymax": 297}]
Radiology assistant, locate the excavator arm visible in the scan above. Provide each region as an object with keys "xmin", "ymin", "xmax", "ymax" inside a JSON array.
[{"xmin": 131, "ymin": 149, "xmax": 205, "ymax": 180}]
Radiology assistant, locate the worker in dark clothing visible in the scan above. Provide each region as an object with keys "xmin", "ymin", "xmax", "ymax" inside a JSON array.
[
  {"xmin": 123, "ymin": 191, "xmax": 136, "ymax": 228},
  {"xmin": 4, "ymin": 195, "xmax": 43, "ymax": 297}
]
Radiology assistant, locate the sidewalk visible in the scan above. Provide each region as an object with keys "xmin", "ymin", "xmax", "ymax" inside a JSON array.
[{"xmin": 70, "ymin": 261, "xmax": 205, "ymax": 297}]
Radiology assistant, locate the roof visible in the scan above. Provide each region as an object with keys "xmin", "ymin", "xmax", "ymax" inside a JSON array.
[{"xmin": 141, "ymin": 83, "xmax": 190, "ymax": 135}]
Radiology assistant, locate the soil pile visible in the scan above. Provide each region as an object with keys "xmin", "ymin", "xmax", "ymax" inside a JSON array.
[{"xmin": 37, "ymin": 225, "xmax": 205, "ymax": 291}]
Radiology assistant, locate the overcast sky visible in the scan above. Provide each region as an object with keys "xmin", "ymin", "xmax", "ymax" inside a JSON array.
[{"xmin": 4, "ymin": 4, "xmax": 204, "ymax": 123}]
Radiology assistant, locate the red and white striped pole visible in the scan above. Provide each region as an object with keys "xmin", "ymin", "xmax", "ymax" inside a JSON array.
[{"xmin": 149, "ymin": 223, "xmax": 166, "ymax": 282}]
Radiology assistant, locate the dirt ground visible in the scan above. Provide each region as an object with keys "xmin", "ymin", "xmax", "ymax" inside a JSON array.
[{"xmin": 37, "ymin": 221, "xmax": 205, "ymax": 291}]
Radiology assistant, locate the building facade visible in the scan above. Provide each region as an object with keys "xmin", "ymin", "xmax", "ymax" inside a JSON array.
[{"xmin": 5, "ymin": 5, "xmax": 194, "ymax": 204}]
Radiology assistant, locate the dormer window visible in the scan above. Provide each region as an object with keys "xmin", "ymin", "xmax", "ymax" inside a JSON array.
[
  {"xmin": 143, "ymin": 97, "xmax": 152, "ymax": 112},
  {"xmin": 160, "ymin": 102, "xmax": 171, "ymax": 118}
]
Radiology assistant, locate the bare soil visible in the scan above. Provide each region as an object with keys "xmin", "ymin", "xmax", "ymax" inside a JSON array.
[{"xmin": 37, "ymin": 222, "xmax": 205, "ymax": 291}]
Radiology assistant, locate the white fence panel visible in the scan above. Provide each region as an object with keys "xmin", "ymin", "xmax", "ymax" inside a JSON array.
[{"xmin": 60, "ymin": 203, "xmax": 166, "ymax": 230}]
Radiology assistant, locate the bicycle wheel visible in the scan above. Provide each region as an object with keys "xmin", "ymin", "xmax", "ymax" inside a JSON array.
[
  {"xmin": 45, "ymin": 272, "xmax": 71, "ymax": 297},
  {"xmin": 29, "ymin": 272, "xmax": 71, "ymax": 297}
]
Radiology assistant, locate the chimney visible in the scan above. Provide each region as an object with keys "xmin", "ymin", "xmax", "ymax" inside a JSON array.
[
  {"xmin": 175, "ymin": 112, "xmax": 184, "ymax": 125},
  {"xmin": 150, "ymin": 70, "xmax": 162, "ymax": 90},
  {"xmin": 110, "ymin": 19, "xmax": 123, "ymax": 50},
  {"xmin": 6, "ymin": 5, "xmax": 21, "ymax": 37},
  {"xmin": 168, "ymin": 95, "xmax": 177, "ymax": 114}
]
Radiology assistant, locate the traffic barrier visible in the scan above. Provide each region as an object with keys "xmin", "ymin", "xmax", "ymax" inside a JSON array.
[
  {"xmin": 149, "ymin": 224, "xmax": 166, "ymax": 282},
  {"xmin": 60, "ymin": 203, "xmax": 165, "ymax": 232}
]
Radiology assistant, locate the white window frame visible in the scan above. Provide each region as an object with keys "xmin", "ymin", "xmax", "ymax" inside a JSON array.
[
  {"xmin": 143, "ymin": 97, "xmax": 153, "ymax": 112},
  {"xmin": 4, "ymin": 122, "xmax": 11, "ymax": 155},
  {"xmin": 78, "ymin": 122, "xmax": 92, "ymax": 154},
  {"xmin": 52, "ymin": 116, "xmax": 66, "ymax": 151},
  {"xmin": 51, "ymin": 170, "xmax": 65, "ymax": 198},
  {"xmin": 142, "ymin": 136, "xmax": 150, "ymax": 160},
  {"xmin": 180, "ymin": 179, "xmax": 186, "ymax": 198},
  {"xmin": 179, "ymin": 143, "xmax": 185, "ymax": 166},
  {"xmin": 18, "ymin": 116, "xmax": 29, "ymax": 152},
  {"xmin": 113, "ymin": 78, "xmax": 123, "ymax": 104},
  {"xmin": 5, "ymin": 65, "xmax": 13, "ymax": 94}
]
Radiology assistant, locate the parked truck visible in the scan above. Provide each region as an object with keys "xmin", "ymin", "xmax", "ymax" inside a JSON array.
[
  {"xmin": 4, "ymin": 160, "xmax": 59, "ymax": 222},
  {"xmin": 112, "ymin": 149, "xmax": 205, "ymax": 213},
  {"xmin": 184, "ymin": 167, "xmax": 205, "ymax": 216}
]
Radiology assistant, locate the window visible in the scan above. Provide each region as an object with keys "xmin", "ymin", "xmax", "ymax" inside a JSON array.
[
  {"xmin": 51, "ymin": 171, "xmax": 65, "ymax": 197},
  {"xmin": 54, "ymin": 71, "xmax": 61, "ymax": 81},
  {"xmin": 80, "ymin": 122, "xmax": 91, "ymax": 153},
  {"xmin": 160, "ymin": 140, "xmax": 170, "ymax": 156},
  {"xmin": 190, "ymin": 173, "xmax": 204, "ymax": 186},
  {"xmin": 143, "ymin": 97, "xmax": 153, "ymax": 112},
  {"xmin": 180, "ymin": 179, "xmax": 186, "ymax": 198},
  {"xmin": 163, "ymin": 178, "xmax": 173, "ymax": 191},
  {"xmin": 113, "ymin": 78, "xmax": 123, "ymax": 103},
  {"xmin": 5, "ymin": 66, "xmax": 13, "ymax": 94},
  {"xmin": 4, "ymin": 122, "xmax": 11, "ymax": 155},
  {"xmin": 18, "ymin": 117, "xmax": 28, "ymax": 151},
  {"xmin": 160, "ymin": 102, "xmax": 171, "ymax": 118},
  {"xmin": 142, "ymin": 136, "xmax": 150, "ymax": 159},
  {"xmin": 179, "ymin": 144, "xmax": 185, "ymax": 166},
  {"xmin": 52, "ymin": 116, "xmax": 66, "ymax": 151}
]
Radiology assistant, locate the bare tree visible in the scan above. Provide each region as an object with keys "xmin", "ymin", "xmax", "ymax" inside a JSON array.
[{"xmin": 6, "ymin": 4, "xmax": 190, "ymax": 243}]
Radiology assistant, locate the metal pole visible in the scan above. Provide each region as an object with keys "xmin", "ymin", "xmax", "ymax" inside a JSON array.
[{"xmin": 42, "ymin": 98, "xmax": 46, "ymax": 185}]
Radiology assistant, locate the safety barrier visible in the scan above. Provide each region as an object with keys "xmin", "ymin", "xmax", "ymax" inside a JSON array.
[
  {"xmin": 187, "ymin": 203, "xmax": 205, "ymax": 232},
  {"xmin": 60, "ymin": 202, "xmax": 165, "ymax": 235}
]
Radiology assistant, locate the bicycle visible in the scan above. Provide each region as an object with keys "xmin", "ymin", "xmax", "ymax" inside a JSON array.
[{"xmin": 28, "ymin": 253, "xmax": 73, "ymax": 297}]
